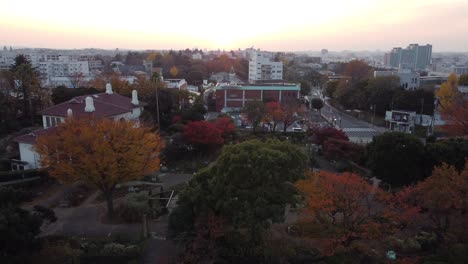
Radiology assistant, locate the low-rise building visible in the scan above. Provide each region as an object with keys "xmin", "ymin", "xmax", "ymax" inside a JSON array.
[
  {"xmin": 165, "ymin": 79, "xmax": 188, "ymax": 90},
  {"xmin": 215, "ymin": 84, "xmax": 300, "ymax": 112},
  {"xmin": 374, "ymin": 70, "xmax": 420, "ymax": 90},
  {"xmin": 13, "ymin": 84, "xmax": 144, "ymax": 170}
]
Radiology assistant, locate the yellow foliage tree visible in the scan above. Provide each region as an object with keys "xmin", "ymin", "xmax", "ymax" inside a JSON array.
[
  {"xmin": 169, "ymin": 66, "xmax": 179, "ymax": 77},
  {"xmin": 436, "ymin": 73, "xmax": 459, "ymax": 114},
  {"xmin": 35, "ymin": 118, "xmax": 163, "ymax": 218}
]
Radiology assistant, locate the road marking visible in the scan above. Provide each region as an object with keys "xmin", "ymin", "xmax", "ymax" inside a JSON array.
[{"xmin": 342, "ymin": 128, "xmax": 376, "ymax": 132}]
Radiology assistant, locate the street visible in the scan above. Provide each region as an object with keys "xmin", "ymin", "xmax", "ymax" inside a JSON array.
[{"xmin": 310, "ymin": 87, "xmax": 386, "ymax": 143}]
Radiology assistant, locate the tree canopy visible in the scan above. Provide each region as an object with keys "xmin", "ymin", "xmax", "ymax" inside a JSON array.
[
  {"xmin": 170, "ymin": 140, "xmax": 307, "ymax": 239},
  {"xmin": 35, "ymin": 118, "xmax": 163, "ymax": 217},
  {"xmin": 366, "ymin": 132, "xmax": 425, "ymax": 186}
]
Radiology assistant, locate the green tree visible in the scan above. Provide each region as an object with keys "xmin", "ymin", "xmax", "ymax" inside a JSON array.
[
  {"xmin": 424, "ymin": 138, "xmax": 468, "ymax": 177},
  {"xmin": 244, "ymin": 100, "xmax": 265, "ymax": 132},
  {"xmin": 169, "ymin": 140, "xmax": 307, "ymax": 239},
  {"xmin": 366, "ymin": 76, "xmax": 400, "ymax": 114},
  {"xmin": 311, "ymin": 98, "xmax": 324, "ymax": 113},
  {"xmin": 0, "ymin": 187, "xmax": 56, "ymax": 264},
  {"xmin": 366, "ymin": 132, "xmax": 425, "ymax": 186},
  {"xmin": 299, "ymin": 81, "xmax": 310, "ymax": 96}
]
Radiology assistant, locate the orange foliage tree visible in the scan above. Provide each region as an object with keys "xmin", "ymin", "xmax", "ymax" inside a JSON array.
[
  {"xmin": 295, "ymin": 171, "xmax": 394, "ymax": 251},
  {"xmin": 404, "ymin": 162, "xmax": 468, "ymax": 240},
  {"xmin": 35, "ymin": 118, "xmax": 163, "ymax": 218},
  {"xmin": 435, "ymin": 74, "xmax": 468, "ymax": 135}
]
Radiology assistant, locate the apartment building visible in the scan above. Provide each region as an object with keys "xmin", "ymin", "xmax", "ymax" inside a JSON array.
[{"xmin": 248, "ymin": 51, "xmax": 283, "ymax": 83}]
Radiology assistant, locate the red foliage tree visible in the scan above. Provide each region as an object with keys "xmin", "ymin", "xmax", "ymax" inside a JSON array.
[
  {"xmin": 213, "ymin": 116, "xmax": 235, "ymax": 136},
  {"xmin": 323, "ymin": 138, "xmax": 364, "ymax": 162},
  {"xmin": 183, "ymin": 121, "xmax": 223, "ymax": 146},
  {"xmin": 264, "ymin": 101, "xmax": 284, "ymax": 132},
  {"xmin": 441, "ymin": 101, "xmax": 468, "ymax": 136},
  {"xmin": 313, "ymin": 127, "xmax": 349, "ymax": 145},
  {"xmin": 295, "ymin": 171, "xmax": 393, "ymax": 250}
]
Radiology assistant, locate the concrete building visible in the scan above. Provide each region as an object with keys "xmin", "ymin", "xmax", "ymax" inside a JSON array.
[
  {"xmin": 374, "ymin": 70, "xmax": 420, "ymax": 90},
  {"xmin": 192, "ymin": 53, "xmax": 202, "ymax": 60},
  {"xmin": 385, "ymin": 110, "xmax": 416, "ymax": 134},
  {"xmin": 215, "ymin": 84, "xmax": 300, "ymax": 112},
  {"xmin": 248, "ymin": 51, "xmax": 283, "ymax": 83},
  {"xmin": 164, "ymin": 79, "xmax": 188, "ymax": 90},
  {"xmin": 13, "ymin": 84, "xmax": 144, "ymax": 170},
  {"xmin": 450, "ymin": 65, "xmax": 468, "ymax": 75},
  {"xmin": 387, "ymin": 44, "xmax": 432, "ymax": 70}
]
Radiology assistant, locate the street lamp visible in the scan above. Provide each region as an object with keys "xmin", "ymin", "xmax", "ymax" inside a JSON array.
[{"xmin": 370, "ymin": 105, "xmax": 376, "ymax": 125}]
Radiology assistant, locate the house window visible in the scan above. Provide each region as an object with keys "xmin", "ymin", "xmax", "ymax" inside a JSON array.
[
  {"xmin": 56, "ymin": 118, "xmax": 61, "ymax": 124},
  {"xmin": 46, "ymin": 116, "xmax": 51, "ymax": 127},
  {"xmin": 51, "ymin": 117, "xmax": 56, "ymax": 127}
]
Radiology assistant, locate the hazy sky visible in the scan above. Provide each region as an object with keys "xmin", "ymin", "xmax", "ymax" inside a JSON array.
[{"xmin": 1, "ymin": 0, "xmax": 467, "ymax": 52}]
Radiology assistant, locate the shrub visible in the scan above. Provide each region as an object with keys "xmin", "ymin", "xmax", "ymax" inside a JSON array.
[{"xmin": 117, "ymin": 192, "xmax": 152, "ymax": 223}]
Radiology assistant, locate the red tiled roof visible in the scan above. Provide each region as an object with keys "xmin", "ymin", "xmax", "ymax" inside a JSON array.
[
  {"xmin": 15, "ymin": 127, "xmax": 57, "ymax": 144},
  {"xmin": 41, "ymin": 93, "xmax": 145, "ymax": 118}
]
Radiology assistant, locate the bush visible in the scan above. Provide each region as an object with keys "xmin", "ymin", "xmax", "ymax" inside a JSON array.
[
  {"xmin": 0, "ymin": 169, "xmax": 47, "ymax": 183},
  {"xmin": 117, "ymin": 192, "xmax": 153, "ymax": 223}
]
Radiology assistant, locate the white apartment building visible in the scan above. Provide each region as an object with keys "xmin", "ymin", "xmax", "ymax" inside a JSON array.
[
  {"xmin": 374, "ymin": 70, "xmax": 420, "ymax": 90},
  {"xmin": 248, "ymin": 51, "xmax": 283, "ymax": 83}
]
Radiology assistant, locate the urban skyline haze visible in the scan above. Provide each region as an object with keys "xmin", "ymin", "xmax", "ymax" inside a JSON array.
[{"xmin": 1, "ymin": 0, "xmax": 467, "ymax": 52}]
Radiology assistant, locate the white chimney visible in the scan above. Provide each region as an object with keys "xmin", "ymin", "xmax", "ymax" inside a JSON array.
[
  {"xmin": 67, "ymin": 108, "xmax": 73, "ymax": 117},
  {"xmin": 105, "ymin": 83, "xmax": 113, "ymax": 94},
  {"xmin": 131, "ymin": 90, "xmax": 139, "ymax": 105},
  {"xmin": 84, "ymin": 97, "xmax": 95, "ymax": 112}
]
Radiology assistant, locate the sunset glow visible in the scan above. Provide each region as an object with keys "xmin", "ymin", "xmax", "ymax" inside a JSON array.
[{"xmin": 1, "ymin": 0, "xmax": 467, "ymax": 51}]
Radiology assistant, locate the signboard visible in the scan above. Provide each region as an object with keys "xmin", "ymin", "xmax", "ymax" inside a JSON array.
[{"xmin": 392, "ymin": 111, "xmax": 410, "ymax": 123}]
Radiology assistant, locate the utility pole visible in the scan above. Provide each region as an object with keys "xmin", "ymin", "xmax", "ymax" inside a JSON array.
[
  {"xmin": 370, "ymin": 105, "xmax": 376, "ymax": 125},
  {"xmin": 152, "ymin": 75, "xmax": 161, "ymax": 133}
]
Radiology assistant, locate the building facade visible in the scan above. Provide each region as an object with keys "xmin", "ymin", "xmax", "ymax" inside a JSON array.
[
  {"xmin": 386, "ymin": 44, "xmax": 432, "ymax": 70},
  {"xmin": 248, "ymin": 51, "xmax": 283, "ymax": 83},
  {"xmin": 215, "ymin": 84, "xmax": 300, "ymax": 112},
  {"xmin": 374, "ymin": 70, "xmax": 420, "ymax": 90}
]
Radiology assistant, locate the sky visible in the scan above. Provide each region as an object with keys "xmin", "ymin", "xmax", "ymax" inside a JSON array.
[{"xmin": 1, "ymin": 0, "xmax": 467, "ymax": 52}]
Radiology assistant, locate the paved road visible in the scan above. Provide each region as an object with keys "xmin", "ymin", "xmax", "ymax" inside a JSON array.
[{"xmin": 319, "ymin": 99, "xmax": 386, "ymax": 143}]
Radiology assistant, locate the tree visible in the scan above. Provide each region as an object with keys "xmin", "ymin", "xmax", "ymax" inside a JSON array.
[
  {"xmin": 280, "ymin": 98, "xmax": 301, "ymax": 132},
  {"xmin": 424, "ymin": 138, "xmax": 468, "ymax": 177},
  {"xmin": 264, "ymin": 101, "xmax": 284, "ymax": 132},
  {"xmin": 440, "ymin": 101, "xmax": 468, "ymax": 136},
  {"xmin": 0, "ymin": 187, "xmax": 56, "ymax": 264},
  {"xmin": 244, "ymin": 100, "xmax": 265, "ymax": 132},
  {"xmin": 459, "ymin": 73, "xmax": 468, "ymax": 86},
  {"xmin": 400, "ymin": 163, "xmax": 468, "ymax": 241},
  {"xmin": 311, "ymin": 98, "xmax": 324, "ymax": 113},
  {"xmin": 170, "ymin": 140, "xmax": 307, "ymax": 239},
  {"xmin": 343, "ymin": 60, "xmax": 371, "ymax": 85},
  {"xmin": 169, "ymin": 66, "xmax": 179, "ymax": 77},
  {"xmin": 35, "ymin": 118, "xmax": 163, "ymax": 218},
  {"xmin": 299, "ymin": 81, "xmax": 310, "ymax": 96},
  {"xmin": 183, "ymin": 120, "xmax": 223, "ymax": 147},
  {"xmin": 323, "ymin": 138, "xmax": 364, "ymax": 162},
  {"xmin": 295, "ymin": 171, "xmax": 392, "ymax": 251},
  {"xmin": 213, "ymin": 116, "xmax": 235, "ymax": 136},
  {"xmin": 313, "ymin": 127, "xmax": 349, "ymax": 146},
  {"xmin": 436, "ymin": 73, "xmax": 459, "ymax": 114},
  {"xmin": 366, "ymin": 132, "xmax": 425, "ymax": 186},
  {"xmin": 68, "ymin": 72, "xmax": 85, "ymax": 88},
  {"xmin": 324, "ymin": 80, "xmax": 339, "ymax": 98}
]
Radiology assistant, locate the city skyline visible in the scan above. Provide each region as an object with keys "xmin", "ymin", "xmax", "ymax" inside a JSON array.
[{"xmin": 1, "ymin": 0, "xmax": 468, "ymax": 52}]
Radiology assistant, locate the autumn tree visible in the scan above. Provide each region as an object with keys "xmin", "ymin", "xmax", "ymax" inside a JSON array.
[
  {"xmin": 183, "ymin": 120, "xmax": 223, "ymax": 147},
  {"xmin": 323, "ymin": 138, "xmax": 364, "ymax": 162},
  {"xmin": 264, "ymin": 101, "xmax": 284, "ymax": 132},
  {"xmin": 344, "ymin": 60, "xmax": 371, "ymax": 85},
  {"xmin": 35, "ymin": 118, "xmax": 163, "ymax": 218},
  {"xmin": 280, "ymin": 98, "xmax": 301, "ymax": 132},
  {"xmin": 436, "ymin": 73, "xmax": 459, "ymax": 113},
  {"xmin": 213, "ymin": 116, "xmax": 235, "ymax": 137},
  {"xmin": 313, "ymin": 127, "xmax": 349, "ymax": 146},
  {"xmin": 399, "ymin": 163, "xmax": 468, "ymax": 241},
  {"xmin": 169, "ymin": 66, "xmax": 179, "ymax": 77},
  {"xmin": 244, "ymin": 100, "xmax": 265, "ymax": 132},
  {"xmin": 295, "ymin": 171, "xmax": 392, "ymax": 251}
]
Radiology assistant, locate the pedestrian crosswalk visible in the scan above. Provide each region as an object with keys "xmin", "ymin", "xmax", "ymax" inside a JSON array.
[{"xmin": 342, "ymin": 127, "xmax": 376, "ymax": 132}]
